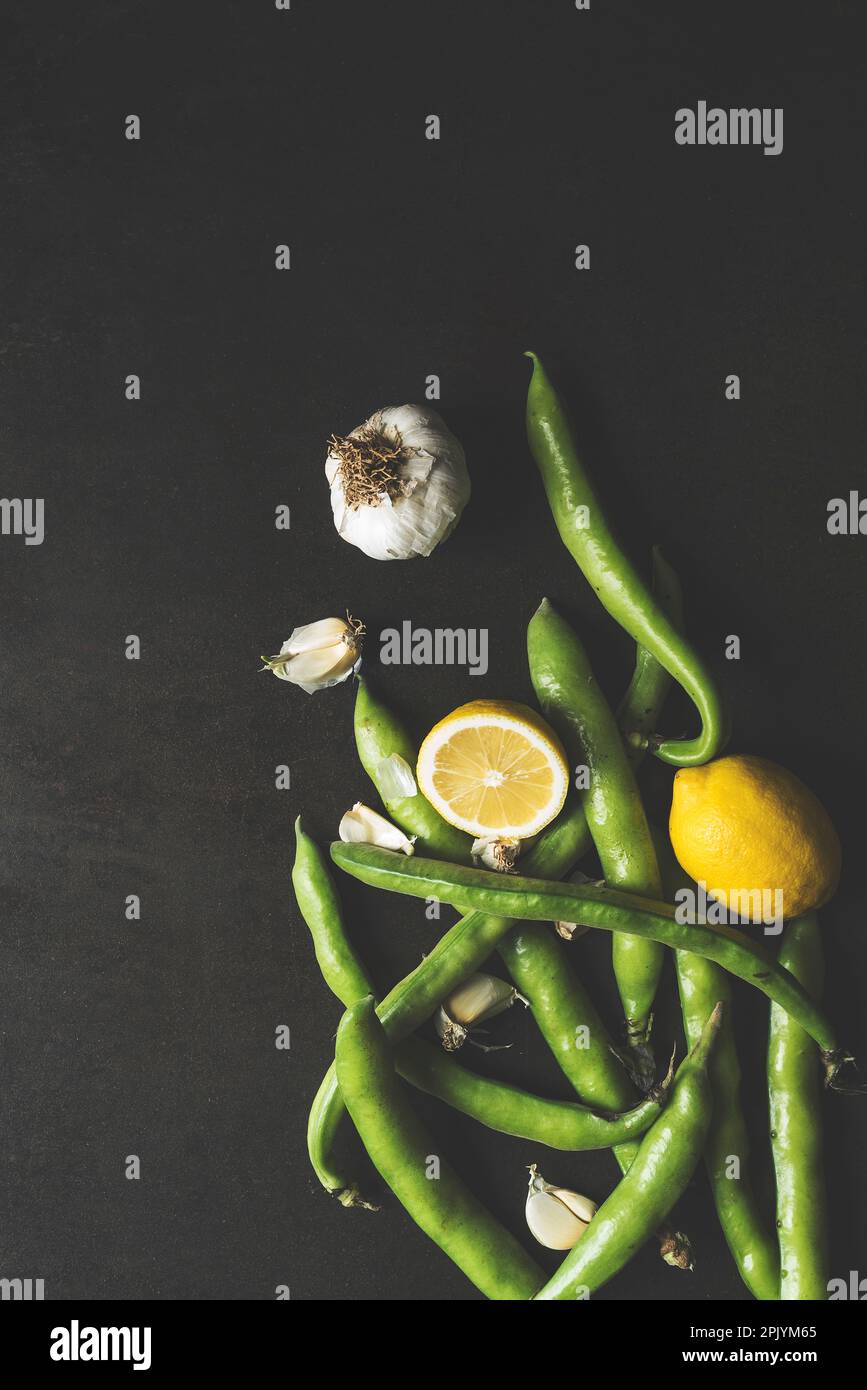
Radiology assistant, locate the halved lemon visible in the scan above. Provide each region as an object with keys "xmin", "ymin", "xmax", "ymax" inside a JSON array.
[{"xmin": 416, "ymin": 700, "xmax": 570, "ymax": 839}]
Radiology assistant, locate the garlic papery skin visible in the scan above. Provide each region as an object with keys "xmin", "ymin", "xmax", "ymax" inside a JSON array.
[
  {"xmin": 525, "ymin": 1165, "xmax": 597, "ymax": 1251},
  {"xmin": 325, "ymin": 405, "xmax": 470, "ymax": 561},
  {"xmin": 261, "ymin": 615, "xmax": 364, "ymax": 694},
  {"xmin": 375, "ymin": 753, "xmax": 418, "ymax": 801},
  {"xmin": 435, "ymin": 972, "xmax": 527, "ymax": 1051},
  {"xmin": 338, "ymin": 802, "xmax": 416, "ymax": 855},
  {"xmin": 471, "ymin": 836, "xmax": 523, "ymax": 872}
]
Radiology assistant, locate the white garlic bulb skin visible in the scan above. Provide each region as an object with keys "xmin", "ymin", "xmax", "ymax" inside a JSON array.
[{"xmin": 325, "ymin": 405, "xmax": 470, "ymax": 561}]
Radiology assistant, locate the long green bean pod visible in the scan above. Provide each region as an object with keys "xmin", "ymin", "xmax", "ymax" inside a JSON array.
[
  {"xmin": 336, "ymin": 997, "xmax": 547, "ymax": 1300},
  {"xmin": 329, "ymin": 841, "xmax": 851, "ymax": 1078},
  {"xmin": 534, "ymin": 1003, "xmax": 723, "ymax": 1299},
  {"xmin": 528, "ymin": 597, "xmax": 664, "ymax": 1070},
  {"xmin": 525, "ymin": 351, "xmax": 728, "ymax": 767},
  {"xmin": 656, "ymin": 839, "xmax": 781, "ymax": 1300},
  {"xmin": 769, "ymin": 913, "xmax": 828, "ymax": 1300}
]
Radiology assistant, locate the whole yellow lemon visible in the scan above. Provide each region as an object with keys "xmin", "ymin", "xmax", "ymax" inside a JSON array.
[{"xmin": 669, "ymin": 754, "xmax": 841, "ymax": 922}]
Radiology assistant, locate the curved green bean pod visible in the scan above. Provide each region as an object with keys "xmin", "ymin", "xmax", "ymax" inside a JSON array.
[
  {"xmin": 292, "ymin": 816, "xmax": 373, "ymax": 1005},
  {"xmin": 354, "ymin": 676, "xmax": 473, "ymax": 861},
  {"xmin": 534, "ymin": 1003, "xmax": 723, "ymax": 1299},
  {"xmin": 525, "ymin": 351, "xmax": 728, "ymax": 767},
  {"xmin": 769, "ymin": 914, "xmax": 828, "ymax": 1300},
  {"xmin": 394, "ymin": 1034, "xmax": 674, "ymax": 1151},
  {"xmin": 329, "ymin": 842, "xmax": 850, "ymax": 1074},
  {"xmin": 677, "ymin": 953, "xmax": 780, "ymax": 1300},
  {"xmin": 528, "ymin": 597, "xmax": 664, "ymax": 1063},
  {"xmin": 336, "ymin": 997, "xmax": 546, "ymax": 1300}
]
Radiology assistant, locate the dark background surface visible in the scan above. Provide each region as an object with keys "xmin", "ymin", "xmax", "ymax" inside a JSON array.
[{"xmin": 1, "ymin": 0, "xmax": 866, "ymax": 1301}]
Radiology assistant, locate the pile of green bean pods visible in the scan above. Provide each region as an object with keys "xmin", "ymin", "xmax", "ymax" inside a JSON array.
[{"xmin": 286, "ymin": 352, "xmax": 856, "ymax": 1300}]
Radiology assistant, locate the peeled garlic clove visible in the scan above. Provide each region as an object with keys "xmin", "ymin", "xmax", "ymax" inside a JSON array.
[
  {"xmin": 376, "ymin": 753, "xmax": 418, "ymax": 801},
  {"xmin": 525, "ymin": 1165, "xmax": 597, "ymax": 1251},
  {"xmin": 261, "ymin": 614, "xmax": 364, "ymax": 693},
  {"xmin": 338, "ymin": 802, "xmax": 416, "ymax": 855}
]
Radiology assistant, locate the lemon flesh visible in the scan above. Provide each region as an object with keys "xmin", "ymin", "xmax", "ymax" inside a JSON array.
[
  {"xmin": 669, "ymin": 754, "xmax": 841, "ymax": 922},
  {"xmin": 417, "ymin": 700, "xmax": 570, "ymax": 840}
]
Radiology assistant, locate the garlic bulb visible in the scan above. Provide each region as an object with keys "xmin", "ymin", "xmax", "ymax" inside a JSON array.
[
  {"xmin": 435, "ymin": 972, "xmax": 527, "ymax": 1051},
  {"xmin": 525, "ymin": 1166, "xmax": 597, "ymax": 1251},
  {"xmin": 338, "ymin": 802, "xmax": 416, "ymax": 855},
  {"xmin": 261, "ymin": 614, "xmax": 364, "ymax": 694},
  {"xmin": 325, "ymin": 405, "xmax": 470, "ymax": 560}
]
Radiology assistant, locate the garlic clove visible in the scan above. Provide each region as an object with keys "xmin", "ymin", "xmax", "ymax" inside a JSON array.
[
  {"xmin": 442, "ymin": 972, "xmax": 522, "ymax": 1027},
  {"xmin": 273, "ymin": 643, "xmax": 358, "ymax": 692},
  {"xmin": 525, "ymin": 1165, "xmax": 597, "ymax": 1251},
  {"xmin": 261, "ymin": 614, "xmax": 364, "ymax": 693},
  {"xmin": 471, "ymin": 836, "xmax": 523, "ymax": 872},
  {"xmin": 338, "ymin": 802, "xmax": 416, "ymax": 855},
  {"xmin": 435, "ymin": 972, "xmax": 527, "ymax": 1051},
  {"xmin": 376, "ymin": 753, "xmax": 418, "ymax": 801}
]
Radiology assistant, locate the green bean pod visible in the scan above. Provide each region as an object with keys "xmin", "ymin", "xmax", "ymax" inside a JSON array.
[
  {"xmin": 336, "ymin": 996, "xmax": 547, "ymax": 1300},
  {"xmin": 769, "ymin": 914, "xmax": 828, "ymax": 1300},
  {"xmin": 395, "ymin": 1034, "xmax": 674, "ymax": 1151},
  {"xmin": 677, "ymin": 955, "xmax": 780, "ymax": 1299},
  {"xmin": 329, "ymin": 842, "xmax": 849, "ymax": 1070},
  {"xmin": 292, "ymin": 816, "xmax": 373, "ymax": 1005},
  {"xmin": 354, "ymin": 676, "xmax": 473, "ymax": 861},
  {"xmin": 528, "ymin": 597, "xmax": 664, "ymax": 1063},
  {"xmin": 534, "ymin": 1002, "xmax": 723, "ymax": 1299},
  {"xmin": 654, "ymin": 834, "xmax": 781, "ymax": 1300},
  {"xmin": 525, "ymin": 351, "xmax": 728, "ymax": 767}
]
